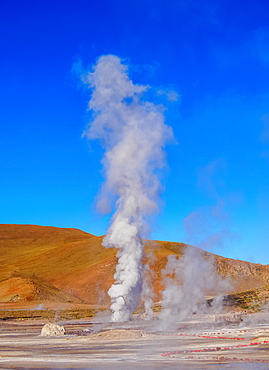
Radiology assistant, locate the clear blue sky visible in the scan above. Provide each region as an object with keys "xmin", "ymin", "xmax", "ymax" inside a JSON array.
[{"xmin": 1, "ymin": 0, "xmax": 269, "ymax": 263}]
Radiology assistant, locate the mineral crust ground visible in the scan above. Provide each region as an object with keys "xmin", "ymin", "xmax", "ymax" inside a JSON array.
[{"xmin": 1, "ymin": 312, "xmax": 269, "ymax": 369}]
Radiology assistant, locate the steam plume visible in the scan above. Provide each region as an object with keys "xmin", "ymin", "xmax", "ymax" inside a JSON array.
[
  {"xmin": 159, "ymin": 247, "xmax": 229, "ymax": 331},
  {"xmin": 83, "ymin": 55, "xmax": 173, "ymax": 322}
]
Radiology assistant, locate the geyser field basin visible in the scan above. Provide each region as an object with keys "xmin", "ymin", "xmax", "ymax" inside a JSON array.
[{"xmin": 1, "ymin": 312, "xmax": 269, "ymax": 369}]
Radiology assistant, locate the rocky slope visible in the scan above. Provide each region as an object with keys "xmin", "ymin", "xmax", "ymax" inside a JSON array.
[{"xmin": 1, "ymin": 224, "xmax": 269, "ymax": 306}]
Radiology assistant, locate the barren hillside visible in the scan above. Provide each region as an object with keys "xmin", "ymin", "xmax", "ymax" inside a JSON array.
[{"xmin": 1, "ymin": 224, "xmax": 269, "ymax": 307}]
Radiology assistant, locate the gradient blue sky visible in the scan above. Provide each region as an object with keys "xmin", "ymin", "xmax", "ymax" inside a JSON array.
[{"xmin": 1, "ymin": 0, "xmax": 269, "ymax": 263}]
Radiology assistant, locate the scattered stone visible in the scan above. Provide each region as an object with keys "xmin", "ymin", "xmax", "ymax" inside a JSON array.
[{"xmin": 40, "ymin": 322, "xmax": 65, "ymax": 336}]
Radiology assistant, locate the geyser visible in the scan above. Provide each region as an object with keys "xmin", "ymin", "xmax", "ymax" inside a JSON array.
[{"xmin": 83, "ymin": 55, "xmax": 173, "ymax": 322}]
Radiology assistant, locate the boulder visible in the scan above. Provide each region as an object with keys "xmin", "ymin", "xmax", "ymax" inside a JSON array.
[{"xmin": 41, "ymin": 322, "xmax": 65, "ymax": 336}]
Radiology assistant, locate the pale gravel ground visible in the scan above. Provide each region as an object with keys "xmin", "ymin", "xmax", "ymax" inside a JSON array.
[{"xmin": 1, "ymin": 312, "xmax": 269, "ymax": 369}]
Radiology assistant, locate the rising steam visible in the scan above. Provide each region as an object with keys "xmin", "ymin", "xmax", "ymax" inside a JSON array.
[
  {"xmin": 83, "ymin": 55, "xmax": 173, "ymax": 322},
  {"xmin": 159, "ymin": 247, "xmax": 230, "ymax": 331}
]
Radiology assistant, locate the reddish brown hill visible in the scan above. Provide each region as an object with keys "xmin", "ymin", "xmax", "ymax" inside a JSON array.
[
  {"xmin": 0, "ymin": 277, "xmax": 84, "ymax": 303},
  {"xmin": 1, "ymin": 224, "xmax": 269, "ymax": 307}
]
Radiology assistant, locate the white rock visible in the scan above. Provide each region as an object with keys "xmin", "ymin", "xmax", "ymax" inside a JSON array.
[{"xmin": 41, "ymin": 323, "xmax": 65, "ymax": 336}]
